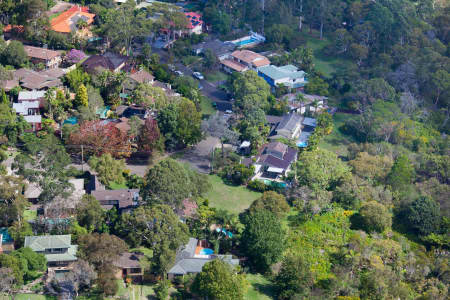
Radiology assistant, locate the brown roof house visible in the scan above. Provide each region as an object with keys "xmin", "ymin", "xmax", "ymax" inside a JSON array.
[
  {"xmin": 114, "ymin": 252, "xmax": 144, "ymax": 283},
  {"xmin": 82, "ymin": 52, "xmax": 128, "ymax": 74},
  {"xmin": 24, "ymin": 45, "xmax": 62, "ymax": 69},
  {"xmin": 221, "ymin": 50, "xmax": 270, "ymax": 73},
  {"xmin": 13, "ymin": 68, "xmax": 64, "ymax": 90},
  {"xmin": 123, "ymin": 69, "xmax": 154, "ymax": 93}
]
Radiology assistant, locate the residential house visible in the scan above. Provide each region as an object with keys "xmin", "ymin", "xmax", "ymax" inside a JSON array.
[
  {"xmin": 42, "ymin": 179, "xmax": 86, "ymax": 218},
  {"xmin": 12, "ymin": 90, "xmax": 47, "ymax": 131},
  {"xmin": 115, "ymin": 105, "xmax": 150, "ymax": 119},
  {"xmin": 251, "ymin": 141, "xmax": 298, "ymax": 180},
  {"xmin": 175, "ymin": 199, "xmax": 198, "ymax": 222},
  {"xmin": 50, "ymin": 5, "xmax": 95, "ymax": 34},
  {"xmin": 191, "ymin": 39, "xmax": 236, "ymax": 60},
  {"xmin": 24, "ymin": 46, "xmax": 62, "ymax": 69},
  {"xmin": 152, "ymin": 80, "xmax": 180, "ymax": 97},
  {"xmin": 123, "ymin": 69, "xmax": 155, "ymax": 94},
  {"xmin": 269, "ymin": 113, "xmax": 303, "ymax": 140},
  {"xmin": 221, "ymin": 50, "xmax": 270, "ymax": 73},
  {"xmin": 82, "ymin": 52, "xmax": 128, "ymax": 74},
  {"xmin": 258, "ymin": 65, "xmax": 307, "ymax": 89},
  {"xmin": 24, "ymin": 235, "xmax": 78, "ymax": 269},
  {"xmin": 168, "ymin": 238, "xmax": 239, "ymax": 279},
  {"xmin": 12, "ymin": 68, "xmax": 64, "ymax": 90},
  {"xmin": 283, "ymin": 93, "xmax": 328, "ymax": 114},
  {"xmin": 2, "ymin": 25, "xmax": 25, "ymax": 40},
  {"xmin": 114, "ymin": 252, "xmax": 144, "ymax": 282},
  {"xmin": 185, "ymin": 12, "xmax": 203, "ymax": 35}
]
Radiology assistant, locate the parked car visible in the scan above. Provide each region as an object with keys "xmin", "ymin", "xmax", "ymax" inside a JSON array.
[
  {"xmin": 175, "ymin": 70, "xmax": 184, "ymax": 76},
  {"xmin": 192, "ymin": 72, "xmax": 204, "ymax": 80}
]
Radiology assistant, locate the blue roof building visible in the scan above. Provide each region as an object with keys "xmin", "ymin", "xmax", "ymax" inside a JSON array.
[{"xmin": 258, "ymin": 65, "xmax": 307, "ymax": 89}]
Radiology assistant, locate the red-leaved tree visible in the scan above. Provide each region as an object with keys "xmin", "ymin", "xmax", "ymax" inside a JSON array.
[
  {"xmin": 69, "ymin": 120, "xmax": 131, "ymax": 158},
  {"xmin": 138, "ymin": 118, "xmax": 164, "ymax": 154}
]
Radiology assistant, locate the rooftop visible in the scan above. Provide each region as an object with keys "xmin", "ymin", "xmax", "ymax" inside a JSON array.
[
  {"xmin": 82, "ymin": 52, "xmax": 128, "ymax": 73},
  {"xmin": 221, "ymin": 59, "xmax": 247, "ymax": 72},
  {"xmin": 185, "ymin": 12, "xmax": 203, "ymax": 29},
  {"xmin": 114, "ymin": 252, "xmax": 143, "ymax": 269},
  {"xmin": 258, "ymin": 64, "xmax": 306, "ymax": 80},
  {"xmin": 231, "ymin": 50, "xmax": 270, "ymax": 67},
  {"xmin": 129, "ymin": 69, "xmax": 154, "ymax": 84},
  {"xmin": 14, "ymin": 68, "xmax": 64, "ymax": 90},
  {"xmin": 24, "ymin": 235, "xmax": 73, "ymax": 251},
  {"xmin": 91, "ymin": 189, "xmax": 140, "ymax": 209},
  {"xmin": 18, "ymin": 90, "xmax": 46, "ymax": 101},
  {"xmin": 23, "ymin": 46, "xmax": 61, "ymax": 60},
  {"xmin": 51, "ymin": 5, "xmax": 95, "ymax": 33},
  {"xmin": 277, "ymin": 113, "xmax": 302, "ymax": 133}
]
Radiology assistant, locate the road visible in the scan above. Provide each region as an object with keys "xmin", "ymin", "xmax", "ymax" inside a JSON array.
[{"xmin": 152, "ymin": 46, "xmax": 233, "ymax": 111}]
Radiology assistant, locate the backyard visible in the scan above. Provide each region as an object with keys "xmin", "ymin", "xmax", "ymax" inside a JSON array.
[
  {"xmin": 245, "ymin": 274, "xmax": 276, "ymax": 300},
  {"xmin": 205, "ymin": 175, "xmax": 261, "ymax": 214},
  {"xmin": 319, "ymin": 112, "xmax": 358, "ymax": 157}
]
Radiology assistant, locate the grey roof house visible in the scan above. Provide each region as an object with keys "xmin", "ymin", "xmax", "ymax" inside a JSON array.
[
  {"xmin": 24, "ymin": 235, "xmax": 77, "ymax": 268},
  {"xmin": 191, "ymin": 39, "xmax": 236, "ymax": 60},
  {"xmin": 168, "ymin": 238, "xmax": 239, "ymax": 279},
  {"xmin": 258, "ymin": 64, "xmax": 307, "ymax": 89},
  {"xmin": 269, "ymin": 113, "xmax": 303, "ymax": 140},
  {"xmin": 253, "ymin": 141, "xmax": 298, "ymax": 177}
]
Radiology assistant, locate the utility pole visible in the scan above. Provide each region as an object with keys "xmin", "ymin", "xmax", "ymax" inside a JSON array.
[
  {"xmin": 81, "ymin": 145, "xmax": 84, "ymax": 172},
  {"xmin": 261, "ymin": 0, "xmax": 265, "ymax": 34}
]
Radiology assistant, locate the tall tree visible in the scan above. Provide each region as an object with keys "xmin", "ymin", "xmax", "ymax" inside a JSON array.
[
  {"xmin": 88, "ymin": 153, "xmax": 126, "ymax": 187},
  {"xmin": 74, "ymin": 84, "xmax": 89, "ymax": 108}
]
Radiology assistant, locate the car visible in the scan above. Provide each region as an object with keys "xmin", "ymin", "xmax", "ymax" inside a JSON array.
[
  {"xmin": 174, "ymin": 70, "xmax": 184, "ymax": 76},
  {"xmin": 225, "ymin": 110, "xmax": 233, "ymax": 114},
  {"xmin": 192, "ymin": 72, "xmax": 204, "ymax": 80}
]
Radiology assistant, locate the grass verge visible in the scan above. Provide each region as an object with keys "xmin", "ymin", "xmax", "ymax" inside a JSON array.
[
  {"xmin": 200, "ymin": 97, "xmax": 216, "ymax": 118},
  {"xmin": 245, "ymin": 274, "xmax": 276, "ymax": 300},
  {"xmin": 205, "ymin": 175, "xmax": 261, "ymax": 214}
]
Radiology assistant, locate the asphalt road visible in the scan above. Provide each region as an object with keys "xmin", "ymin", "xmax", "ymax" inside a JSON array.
[{"xmin": 152, "ymin": 46, "xmax": 232, "ymax": 111}]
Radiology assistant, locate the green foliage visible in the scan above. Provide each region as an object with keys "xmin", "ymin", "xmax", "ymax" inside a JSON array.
[
  {"xmin": 293, "ymin": 148, "xmax": 351, "ymax": 191},
  {"xmin": 248, "ymin": 191, "xmax": 290, "ymax": 218},
  {"xmin": 8, "ymin": 220, "xmax": 32, "ymax": 248},
  {"xmin": 192, "ymin": 259, "xmax": 246, "ymax": 300},
  {"xmin": 88, "ymin": 153, "xmax": 126, "ymax": 187},
  {"xmin": 1, "ymin": 40, "xmax": 28, "ymax": 67},
  {"xmin": 117, "ymin": 205, "xmax": 189, "ymax": 275},
  {"xmin": 11, "ymin": 247, "xmax": 46, "ymax": 281},
  {"xmin": 241, "ymin": 209, "xmax": 285, "ymax": 272},
  {"xmin": 405, "ymin": 196, "xmax": 441, "ymax": 236},
  {"xmin": 74, "ymin": 84, "xmax": 89, "ymax": 108},
  {"xmin": 305, "ymin": 76, "xmax": 329, "ymax": 96},
  {"xmin": 0, "ymin": 253, "xmax": 24, "ymax": 285},
  {"xmin": 387, "ymin": 154, "xmax": 415, "ymax": 190},
  {"xmin": 143, "ymin": 159, "xmax": 210, "ymax": 208},
  {"xmin": 154, "ymin": 279, "xmax": 171, "ymax": 300},
  {"xmin": 232, "ymin": 71, "xmax": 271, "ymax": 112},
  {"xmin": 64, "ymin": 68, "xmax": 90, "ymax": 91},
  {"xmin": 275, "ymin": 255, "xmax": 314, "ymax": 300},
  {"xmin": 76, "ymin": 194, "xmax": 105, "ymax": 232},
  {"xmin": 219, "ymin": 163, "xmax": 254, "ymax": 185},
  {"xmin": 357, "ymin": 201, "xmax": 392, "ymax": 233}
]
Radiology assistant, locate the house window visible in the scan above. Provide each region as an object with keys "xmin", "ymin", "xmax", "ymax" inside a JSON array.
[{"xmin": 129, "ymin": 268, "xmax": 141, "ymax": 274}]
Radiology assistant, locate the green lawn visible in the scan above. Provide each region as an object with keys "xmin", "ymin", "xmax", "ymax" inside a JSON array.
[
  {"xmin": 15, "ymin": 294, "xmax": 56, "ymax": 300},
  {"xmin": 319, "ymin": 112, "xmax": 357, "ymax": 157},
  {"xmin": 200, "ymin": 97, "xmax": 216, "ymax": 118},
  {"xmin": 24, "ymin": 209, "xmax": 37, "ymax": 222},
  {"xmin": 204, "ymin": 71, "xmax": 228, "ymax": 83},
  {"xmin": 108, "ymin": 181, "xmax": 128, "ymax": 190},
  {"xmin": 245, "ymin": 274, "xmax": 276, "ymax": 300},
  {"xmin": 299, "ymin": 30, "xmax": 353, "ymax": 77},
  {"xmin": 205, "ymin": 175, "xmax": 261, "ymax": 214}
]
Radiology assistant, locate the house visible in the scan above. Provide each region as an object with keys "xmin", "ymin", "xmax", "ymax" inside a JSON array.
[
  {"xmin": 12, "ymin": 90, "xmax": 47, "ymax": 131},
  {"xmin": 252, "ymin": 141, "xmax": 298, "ymax": 179},
  {"xmin": 168, "ymin": 238, "xmax": 239, "ymax": 279},
  {"xmin": 258, "ymin": 65, "xmax": 307, "ymax": 89},
  {"xmin": 283, "ymin": 93, "xmax": 328, "ymax": 114},
  {"xmin": 115, "ymin": 105, "xmax": 150, "ymax": 119},
  {"xmin": 114, "ymin": 252, "xmax": 144, "ymax": 282},
  {"xmin": 184, "ymin": 12, "xmax": 203, "ymax": 35},
  {"xmin": 269, "ymin": 113, "xmax": 302, "ymax": 140},
  {"xmin": 24, "ymin": 235, "xmax": 77, "ymax": 269},
  {"xmin": 50, "ymin": 5, "xmax": 95, "ymax": 34},
  {"xmin": 123, "ymin": 69, "xmax": 155, "ymax": 93},
  {"xmin": 175, "ymin": 199, "xmax": 198, "ymax": 222},
  {"xmin": 221, "ymin": 50, "xmax": 270, "ymax": 73},
  {"xmin": 91, "ymin": 189, "xmax": 140, "ymax": 212},
  {"xmin": 12, "ymin": 68, "xmax": 64, "ymax": 90},
  {"xmin": 152, "ymin": 80, "xmax": 180, "ymax": 97},
  {"xmin": 82, "ymin": 52, "xmax": 128, "ymax": 74},
  {"xmin": 23, "ymin": 46, "xmax": 62, "ymax": 69},
  {"xmin": 2, "ymin": 25, "xmax": 24, "ymax": 40},
  {"xmin": 191, "ymin": 39, "xmax": 236, "ymax": 60},
  {"xmin": 42, "ymin": 179, "xmax": 86, "ymax": 218}
]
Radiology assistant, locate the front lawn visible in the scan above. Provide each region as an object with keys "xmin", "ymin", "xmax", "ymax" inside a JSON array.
[
  {"xmin": 205, "ymin": 175, "xmax": 261, "ymax": 214},
  {"xmin": 204, "ymin": 71, "xmax": 228, "ymax": 83},
  {"xmin": 15, "ymin": 294, "xmax": 56, "ymax": 300},
  {"xmin": 319, "ymin": 112, "xmax": 357, "ymax": 157},
  {"xmin": 108, "ymin": 182, "xmax": 128, "ymax": 190},
  {"xmin": 200, "ymin": 97, "xmax": 216, "ymax": 118},
  {"xmin": 245, "ymin": 274, "xmax": 276, "ymax": 300}
]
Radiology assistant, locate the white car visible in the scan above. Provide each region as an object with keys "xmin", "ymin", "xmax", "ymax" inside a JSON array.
[
  {"xmin": 174, "ymin": 70, "xmax": 184, "ymax": 76},
  {"xmin": 192, "ymin": 72, "xmax": 204, "ymax": 80}
]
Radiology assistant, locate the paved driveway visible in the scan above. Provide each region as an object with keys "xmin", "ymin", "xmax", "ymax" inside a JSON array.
[{"xmin": 178, "ymin": 136, "xmax": 220, "ymax": 173}]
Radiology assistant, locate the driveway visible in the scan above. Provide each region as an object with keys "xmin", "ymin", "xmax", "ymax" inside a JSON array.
[{"xmin": 178, "ymin": 136, "xmax": 220, "ymax": 173}]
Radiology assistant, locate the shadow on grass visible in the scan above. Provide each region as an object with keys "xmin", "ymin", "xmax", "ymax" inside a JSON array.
[{"xmin": 252, "ymin": 282, "xmax": 277, "ymax": 299}]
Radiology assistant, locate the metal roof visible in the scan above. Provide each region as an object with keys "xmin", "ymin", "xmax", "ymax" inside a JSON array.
[
  {"xmin": 24, "ymin": 235, "xmax": 73, "ymax": 251},
  {"xmin": 258, "ymin": 64, "xmax": 306, "ymax": 80}
]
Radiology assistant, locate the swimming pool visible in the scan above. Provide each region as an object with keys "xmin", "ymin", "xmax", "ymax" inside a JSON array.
[
  {"xmin": 0, "ymin": 228, "xmax": 13, "ymax": 243},
  {"xmin": 199, "ymin": 248, "xmax": 214, "ymax": 255},
  {"xmin": 234, "ymin": 38, "xmax": 258, "ymax": 47}
]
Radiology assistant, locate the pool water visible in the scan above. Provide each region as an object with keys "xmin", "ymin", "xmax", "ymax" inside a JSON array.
[
  {"xmin": 199, "ymin": 248, "xmax": 214, "ymax": 255},
  {"xmin": 234, "ymin": 38, "xmax": 258, "ymax": 46},
  {"xmin": 0, "ymin": 228, "xmax": 13, "ymax": 243}
]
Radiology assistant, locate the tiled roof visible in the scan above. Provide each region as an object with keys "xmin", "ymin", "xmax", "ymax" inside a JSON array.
[
  {"xmin": 185, "ymin": 12, "xmax": 203, "ymax": 29},
  {"xmin": 91, "ymin": 189, "xmax": 140, "ymax": 209},
  {"xmin": 231, "ymin": 50, "xmax": 270, "ymax": 67},
  {"xmin": 276, "ymin": 113, "xmax": 302, "ymax": 133},
  {"xmin": 114, "ymin": 252, "xmax": 143, "ymax": 269},
  {"xmin": 51, "ymin": 5, "xmax": 95, "ymax": 33},
  {"xmin": 24, "ymin": 235, "xmax": 72, "ymax": 251},
  {"xmin": 129, "ymin": 69, "xmax": 154, "ymax": 84},
  {"xmin": 24, "ymin": 46, "xmax": 61, "ymax": 60},
  {"xmin": 221, "ymin": 59, "xmax": 247, "ymax": 72},
  {"xmin": 82, "ymin": 53, "xmax": 127, "ymax": 73},
  {"xmin": 267, "ymin": 141, "xmax": 288, "ymax": 154},
  {"xmin": 14, "ymin": 69, "xmax": 64, "ymax": 90},
  {"xmin": 258, "ymin": 143, "xmax": 298, "ymax": 171},
  {"xmin": 45, "ymin": 244, "xmax": 78, "ymax": 262}
]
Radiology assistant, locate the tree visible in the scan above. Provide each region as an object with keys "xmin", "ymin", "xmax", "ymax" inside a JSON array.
[
  {"xmin": 248, "ymin": 191, "xmax": 290, "ymax": 218},
  {"xmin": 8, "ymin": 220, "xmax": 32, "ymax": 248},
  {"xmin": 275, "ymin": 255, "xmax": 313, "ymax": 299},
  {"xmin": 97, "ymin": 267, "xmax": 118, "ymax": 296},
  {"xmin": 0, "ymin": 254, "xmax": 23, "ymax": 285},
  {"xmin": 358, "ymin": 201, "xmax": 392, "ymax": 233},
  {"xmin": 143, "ymin": 159, "xmax": 210, "ymax": 208},
  {"xmin": 293, "ymin": 148, "xmax": 351, "ymax": 191},
  {"xmin": 232, "ymin": 71, "xmax": 271, "ymax": 112},
  {"xmin": 241, "ymin": 209, "xmax": 285, "ymax": 272},
  {"xmin": 176, "ymin": 98, "xmax": 202, "ymax": 147},
  {"xmin": 69, "ymin": 120, "xmax": 130, "ymax": 158},
  {"xmin": 305, "ymin": 76, "xmax": 329, "ymax": 96},
  {"xmin": 192, "ymin": 259, "xmax": 246, "ymax": 300},
  {"xmin": 64, "ymin": 68, "xmax": 90, "ymax": 91},
  {"xmin": 430, "ymin": 70, "xmax": 450, "ymax": 106},
  {"xmin": 11, "ymin": 247, "xmax": 46, "ymax": 281},
  {"xmin": 76, "ymin": 195, "xmax": 105, "ymax": 232},
  {"xmin": 0, "ymin": 267, "xmax": 16, "ymax": 296},
  {"xmin": 154, "ymin": 279, "xmax": 171, "ymax": 300},
  {"xmin": 349, "ymin": 43, "xmax": 368, "ymax": 66},
  {"xmin": 202, "ymin": 113, "xmax": 239, "ymax": 158},
  {"xmin": 117, "ymin": 205, "xmax": 189, "ymax": 275},
  {"xmin": 1, "ymin": 40, "xmax": 28, "ymax": 67},
  {"xmin": 78, "ymin": 233, "xmax": 128, "ymax": 272},
  {"xmin": 65, "ymin": 49, "xmax": 86, "ymax": 65},
  {"xmin": 88, "ymin": 153, "xmax": 126, "ymax": 187},
  {"xmin": 0, "ymin": 175, "xmax": 28, "ymax": 227},
  {"xmin": 75, "ymin": 84, "xmax": 89, "ymax": 107},
  {"xmin": 387, "ymin": 154, "xmax": 415, "ymax": 190},
  {"xmin": 138, "ymin": 118, "xmax": 164, "ymax": 154},
  {"xmin": 406, "ymin": 196, "xmax": 440, "ymax": 236},
  {"xmin": 349, "ymin": 152, "xmax": 393, "ymax": 184}
]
